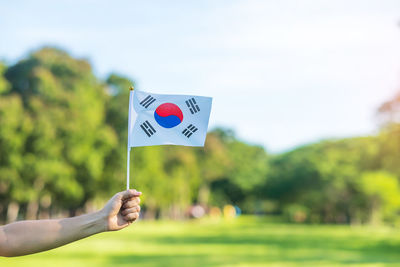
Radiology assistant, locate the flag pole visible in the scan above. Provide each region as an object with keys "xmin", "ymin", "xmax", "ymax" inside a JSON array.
[
  {"xmin": 127, "ymin": 147, "xmax": 131, "ymax": 190},
  {"xmin": 127, "ymin": 85, "xmax": 134, "ymax": 190}
]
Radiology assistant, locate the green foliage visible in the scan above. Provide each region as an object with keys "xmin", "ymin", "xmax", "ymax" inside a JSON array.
[
  {"xmin": 205, "ymin": 131, "xmax": 269, "ymax": 206},
  {"xmin": 1, "ymin": 46, "xmax": 400, "ymax": 225},
  {"xmin": 0, "ymin": 95, "xmax": 33, "ymax": 205},
  {"xmin": 1, "ymin": 48, "xmax": 117, "ymax": 216},
  {"xmin": 264, "ymin": 137, "xmax": 399, "ymax": 224},
  {"xmin": 0, "ymin": 63, "xmax": 10, "ymax": 94},
  {"xmin": 357, "ymin": 171, "xmax": 400, "ymax": 223},
  {"xmin": 0, "ymin": 47, "xmax": 268, "ymax": 221}
]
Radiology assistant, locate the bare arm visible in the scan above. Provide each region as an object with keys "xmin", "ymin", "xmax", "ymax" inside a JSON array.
[{"xmin": 0, "ymin": 189, "xmax": 141, "ymax": 257}]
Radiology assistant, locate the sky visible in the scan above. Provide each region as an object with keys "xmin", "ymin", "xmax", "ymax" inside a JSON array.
[{"xmin": 1, "ymin": 0, "xmax": 400, "ymax": 152}]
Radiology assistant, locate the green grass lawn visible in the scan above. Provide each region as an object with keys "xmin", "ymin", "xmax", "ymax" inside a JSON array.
[{"xmin": 3, "ymin": 216, "xmax": 400, "ymax": 267}]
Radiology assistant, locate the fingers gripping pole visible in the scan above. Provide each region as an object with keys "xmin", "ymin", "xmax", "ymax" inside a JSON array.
[{"xmin": 127, "ymin": 147, "xmax": 131, "ymax": 190}]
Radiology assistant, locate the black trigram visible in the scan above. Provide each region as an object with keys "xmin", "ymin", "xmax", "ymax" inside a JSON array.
[
  {"xmin": 185, "ymin": 98, "xmax": 200, "ymax": 114},
  {"xmin": 140, "ymin": 95, "xmax": 157, "ymax": 108},
  {"xmin": 182, "ymin": 124, "xmax": 198, "ymax": 138},
  {"xmin": 140, "ymin": 120, "xmax": 156, "ymax": 137}
]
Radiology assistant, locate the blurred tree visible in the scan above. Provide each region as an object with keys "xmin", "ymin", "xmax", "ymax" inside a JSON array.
[
  {"xmin": 0, "ymin": 63, "xmax": 10, "ymax": 94},
  {"xmin": 378, "ymin": 92, "xmax": 400, "ymax": 125},
  {"xmin": 0, "ymin": 95, "xmax": 33, "ymax": 222},
  {"xmin": 377, "ymin": 92, "xmax": 400, "ymax": 178},
  {"xmin": 1, "ymin": 48, "xmax": 274, "ymax": 221},
  {"xmin": 3, "ymin": 48, "xmax": 117, "ymax": 218},
  {"xmin": 264, "ymin": 137, "xmax": 383, "ymax": 224},
  {"xmin": 0, "ymin": 62, "xmax": 34, "ymax": 221},
  {"xmin": 196, "ymin": 129, "xmax": 234, "ymax": 206},
  {"xmin": 197, "ymin": 128, "xmax": 269, "ymax": 212},
  {"xmin": 6, "ymin": 46, "xmax": 400, "ymax": 225},
  {"xmin": 357, "ymin": 171, "xmax": 400, "ymax": 224},
  {"xmin": 161, "ymin": 146, "xmax": 201, "ymax": 219}
]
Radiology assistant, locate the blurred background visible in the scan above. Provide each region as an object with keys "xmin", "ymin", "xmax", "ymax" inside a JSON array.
[{"xmin": 1, "ymin": 0, "xmax": 400, "ymax": 266}]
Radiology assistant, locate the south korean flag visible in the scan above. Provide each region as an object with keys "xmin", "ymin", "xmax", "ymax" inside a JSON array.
[{"xmin": 128, "ymin": 89, "xmax": 212, "ymax": 147}]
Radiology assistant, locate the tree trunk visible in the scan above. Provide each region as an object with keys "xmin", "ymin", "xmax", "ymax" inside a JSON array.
[
  {"xmin": 198, "ymin": 184, "xmax": 210, "ymax": 206},
  {"xmin": 38, "ymin": 209, "xmax": 50, "ymax": 219},
  {"xmin": 370, "ymin": 199, "xmax": 381, "ymax": 225},
  {"xmin": 144, "ymin": 208, "xmax": 156, "ymax": 220},
  {"xmin": 7, "ymin": 202, "xmax": 20, "ymax": 223},
  {"xmin": 26, "ymin": 200, "xmax": 39, "ymax": 220},
  {"xmin": 143, "ymin": 198, "xmax": 158, "ymax": 220}
]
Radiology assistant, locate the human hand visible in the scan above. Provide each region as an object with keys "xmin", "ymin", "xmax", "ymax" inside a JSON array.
[{"xmin": 100, "ymin": 189, "xmax": 142, "ymax": 231}]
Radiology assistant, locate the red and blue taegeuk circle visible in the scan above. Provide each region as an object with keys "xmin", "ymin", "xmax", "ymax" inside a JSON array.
[{"xmin": 154, "ymin": 103, "xmax": 183, "ymax": 128}]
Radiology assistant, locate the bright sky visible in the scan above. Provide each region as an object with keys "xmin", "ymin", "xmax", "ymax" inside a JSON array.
[{"xmin": 1, "ymin": 0, "xmax": 400, "ymax": 152}]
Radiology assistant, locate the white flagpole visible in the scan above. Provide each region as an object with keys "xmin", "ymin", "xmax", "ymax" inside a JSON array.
[
  {"xmin": 126, "ymin": 147, "xmax": 131, "ymax": 190},
  {"xmin": 127, "ymin": 86, "xmax": 134, "ymax": 190}
]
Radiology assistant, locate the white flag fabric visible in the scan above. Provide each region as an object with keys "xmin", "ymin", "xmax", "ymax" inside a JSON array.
[{"xmin": 128, "ymin": 90, "xmax": 212, "ymax": 147}]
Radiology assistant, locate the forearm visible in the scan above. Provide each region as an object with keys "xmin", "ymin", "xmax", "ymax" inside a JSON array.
[{"xmin": 0, "ymin": 211, "xmax": 106, "ymax": 257}]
